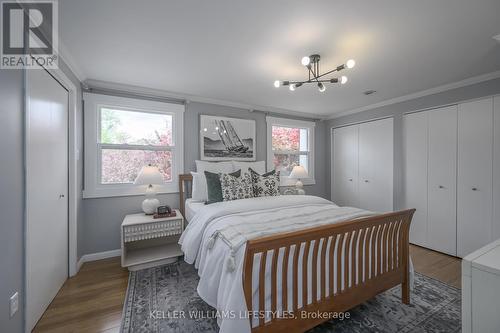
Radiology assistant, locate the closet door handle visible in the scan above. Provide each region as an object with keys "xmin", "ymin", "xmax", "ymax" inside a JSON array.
[
  {"xmin": 348, "ymin": 178, "xmax": 353, "ymax": 182},
  {"xmin": 472, "ymin": 187, "xmax": 478, "ymax": 191},
  {"xmin": 59, "ymin": 194, "xmax": 65, "ymax": 198},
  {"xmin": 438, "ymin": 185, "xmax": 445, "ymax": 189},
  {"xmin": 364, "ymin": 180, "xmax": 369, "ymax": 183}
]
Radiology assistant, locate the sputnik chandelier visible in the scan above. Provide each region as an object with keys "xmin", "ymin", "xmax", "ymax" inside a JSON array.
[{"xmin": 274, "ymin": 54, "xmax": 355, "ymax": 92}]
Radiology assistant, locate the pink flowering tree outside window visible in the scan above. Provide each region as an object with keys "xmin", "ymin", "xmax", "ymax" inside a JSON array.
[
  {"xmin": 271, "ymin": 126, "xmax": 308, "ymax": 176},
  {"xmin": 100, "ymin": 108, "xmax": 173, "ymax": 184}
]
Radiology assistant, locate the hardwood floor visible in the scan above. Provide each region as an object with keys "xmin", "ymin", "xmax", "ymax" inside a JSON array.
[
  {"xmin": 34, "ymin": 245, "xmax": 461, "ymax": 332},
  {"xmin": 33, "ymin": 258, "xmax": 129, "ymax": 333},
  {"xmin": 409, "ymin": 244, "xmax": 462, "ymax": 288}
]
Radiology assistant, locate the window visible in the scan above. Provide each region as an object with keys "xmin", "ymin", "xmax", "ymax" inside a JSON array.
[
  {"xmin": 84, "ymin": 93, "xmax": 184, "ymax": 198},
  {"xmin": 266, "ymin": 116, "xmax": 315, "ymax": 185}
]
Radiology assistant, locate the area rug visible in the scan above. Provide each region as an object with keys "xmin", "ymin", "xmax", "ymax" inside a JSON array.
[{"xmin": 121, "ymin": 261, "xmax": 461, "ymax": 333}]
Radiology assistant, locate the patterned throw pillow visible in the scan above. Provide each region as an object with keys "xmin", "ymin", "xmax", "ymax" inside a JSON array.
[
  {"xmin": 220, "ymin": 172, "xmax": 254, "ymax": 201},
  {"xmin": 204, "ymin": 169, "xmax": 241, "ymax": 204},
  {"xmin": 249, "ymin": 168, "xmax": 281, "ymax": 197}
]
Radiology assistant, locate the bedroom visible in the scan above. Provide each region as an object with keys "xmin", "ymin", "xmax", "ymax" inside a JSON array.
[{"xmin": 1, "ymin": 0, "xmax": 500, "ymax": 332}]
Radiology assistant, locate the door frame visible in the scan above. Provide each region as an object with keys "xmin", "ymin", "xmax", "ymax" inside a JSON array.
[{"xmin": 24, "ymin": 64, "xmax": 79, "ymax": 331}]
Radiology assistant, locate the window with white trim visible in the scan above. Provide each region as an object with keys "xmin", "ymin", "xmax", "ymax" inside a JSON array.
[
  {"xmin": 266, "ymin": 116, "xmax": 315, "ymax": 185},
  {"xmin": 83, "ymin": 93, "xmax": 184, "ymax": 198}
]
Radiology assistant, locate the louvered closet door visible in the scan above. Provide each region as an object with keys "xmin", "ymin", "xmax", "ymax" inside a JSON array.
[
  {"xmin": 332, "ymin": 125, "xmax": 359, "ymax": 207},
  {"xmin": 457, "ymin": 98, "xmax": 493, "ymax": 257},
  {"xmin": 403, "ymin": 112, "xmax": 428, "ymax": 247},
  {"xmin": 427, "ymin": 106, "xmax": 457, "ymax": 256},
  {"xmin": 358, "ymin": 118, "xmax": 394, "ymax": 212}
]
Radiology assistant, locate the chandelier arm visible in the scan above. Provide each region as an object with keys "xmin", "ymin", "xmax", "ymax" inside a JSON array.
[
  {"xmin": 311, "ymin": 66, "xmax": 344, "ymax": 81},
  {"xmin": 308, "ymin": 67, "xmax": 319, "ymax": 82}
]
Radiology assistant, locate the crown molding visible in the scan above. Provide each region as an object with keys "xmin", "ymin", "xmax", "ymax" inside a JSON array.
[
  {"xmin": 84, "ymin": 79, "xmax": 324, "ymax": 120},
  {"xmin": 326, "ymin": 70, "xmax": 500, "ymax": 119}
]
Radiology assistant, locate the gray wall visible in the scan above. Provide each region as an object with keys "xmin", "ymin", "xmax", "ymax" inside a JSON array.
[
  {"xmin": 80, "ymin": 101, "xmax": 328, "ymax": 255},
  {"xmin": 325, "ymin": 77, "xmax": 500, "ymax": 210},
  {"xmin": 0, "ymin": 70, "xmax": 25, "ymax": 332}
]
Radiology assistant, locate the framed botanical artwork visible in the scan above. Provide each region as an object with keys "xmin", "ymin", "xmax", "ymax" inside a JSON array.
[{"xmin": 200, "ymin": 115, "xmax": 256, "ymax": 161}]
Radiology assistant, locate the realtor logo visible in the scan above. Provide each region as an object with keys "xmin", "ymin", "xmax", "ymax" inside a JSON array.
[{"xmin": 1, "ymin": 0, "xmax": 58, "ymax": 69}]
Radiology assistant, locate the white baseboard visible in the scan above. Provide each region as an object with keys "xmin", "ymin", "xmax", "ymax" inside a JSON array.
[{"xmin": 78, "ymin": 249, "xmax": 121, "ymax": 269}]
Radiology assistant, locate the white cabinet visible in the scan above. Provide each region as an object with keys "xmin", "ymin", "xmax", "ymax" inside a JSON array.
[
  {"xmin": 427, "ymin": 106, "xmax": 457, "ymax": 255},
  {"xmin": 332, "ymin": 125, "xmax": 359, "ymax": 207},
  {"xmin": 462, "ymin": 238, "xmax": 500, "ymax": 333},
  {"xmin": 332, "ymin": 118, "xmax": 393, "ymax": 212},
  {"xmin": 359, "ymin": 118, "xmax": 394, "ymax": 212},
  {"xmin": 403, "ymin": 112, "xmax": 428, "ymax": 247},
  {"xmin": 457, "ymin": 98, "xmax": 494, "ymax": 257}
]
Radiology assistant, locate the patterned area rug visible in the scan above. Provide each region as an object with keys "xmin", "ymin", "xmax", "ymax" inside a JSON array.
[{"xmin": 121, "ymin": 261, "xmax": 461, "ymax": 333}]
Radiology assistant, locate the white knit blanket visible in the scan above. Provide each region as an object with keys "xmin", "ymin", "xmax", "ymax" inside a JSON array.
[{"xmin": 205, "ymin": 204, "xmax": 374, "ymax": 271}]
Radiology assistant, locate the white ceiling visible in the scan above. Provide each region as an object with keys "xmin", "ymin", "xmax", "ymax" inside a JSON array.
[{"xmin": 59, "ymin": 0, "xmax": 500, "ymax": 117}]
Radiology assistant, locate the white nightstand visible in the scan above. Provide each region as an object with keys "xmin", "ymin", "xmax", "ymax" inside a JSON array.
[{"xmin": 121, "ymin": 210, "xmax": 184, "ymax": 271}]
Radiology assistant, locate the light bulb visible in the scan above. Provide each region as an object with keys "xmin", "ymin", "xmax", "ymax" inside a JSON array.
[
  {"xmin": 318, "ymin": 82, "xmax": 326, "ymax": 92},
  {"xmin": 346, "ymin": 59, "xmax": 356, "ymax": 69},
  {"xmin": 274, "ymin": 80, "xmax": 281, "ymax": 88},
  {"xmin": 301, "ymin": 56, "xmax": 310, "ymax": 66},
  {"xmin": 289, "ymin": 84, "xmax": 296, "ymax": 91},
  {"xmin": 341, "ymin": 76, "xmax": 348, "ymax": 84}
]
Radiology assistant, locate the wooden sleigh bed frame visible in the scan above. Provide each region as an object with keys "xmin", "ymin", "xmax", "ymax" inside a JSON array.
[{"xmin": 179, "ymin": 174, "xmax": 415, "ymax": 333}]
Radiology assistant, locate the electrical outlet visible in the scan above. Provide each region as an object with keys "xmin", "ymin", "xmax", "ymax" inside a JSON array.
[{"xmin": 10, "ymin": 292, "xmax": 18, "ymax": 317}]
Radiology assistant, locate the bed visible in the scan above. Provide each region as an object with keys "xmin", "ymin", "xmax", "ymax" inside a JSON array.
[{"xmin": 178, "ymin": 174, "xmax": 414, "ymax": 333}]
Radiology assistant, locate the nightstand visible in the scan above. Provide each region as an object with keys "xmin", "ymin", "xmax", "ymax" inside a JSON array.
[{"xmin": 121, "ymin": 209, "xmax": 184, "ymax": 271}]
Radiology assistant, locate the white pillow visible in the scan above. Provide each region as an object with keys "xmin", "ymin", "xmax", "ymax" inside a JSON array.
[
  {"xmin": 190, "ymin": 172, "xmax": 207, "ymax": 202},
  {"xmin": 195, "ymin": 160, "xmax": 234, "ymax": 173},
  {"xmin": 192, "ymin": 161, "xmax": 235, "ymax": 202},
  {"xmin": 232, "ymin": 161, "xmax": 266, "ymax": 174}
]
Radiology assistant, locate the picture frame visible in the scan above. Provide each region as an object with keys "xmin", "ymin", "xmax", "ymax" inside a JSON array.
[{"xmin": 200, "ymin": 115, "xmax": 256, "ymax": 161}]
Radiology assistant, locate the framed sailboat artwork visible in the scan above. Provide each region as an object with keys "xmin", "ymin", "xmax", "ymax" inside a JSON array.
[{"xmin": 200, "ymin": 115, "xmax": 256, "ymax": 161}]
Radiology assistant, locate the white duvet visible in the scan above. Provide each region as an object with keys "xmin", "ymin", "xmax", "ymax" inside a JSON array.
[{"xmin": 179, "ymin": 195, "xmax": 413, "ymax": 333}]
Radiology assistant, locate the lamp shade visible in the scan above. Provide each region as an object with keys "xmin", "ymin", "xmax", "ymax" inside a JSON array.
[
  {"xmin": 134, "ymin": 165, "xmax": 164, "ymax": 185},
  {"xmin": 289, "ymin": 165, "xmax": 309, "ymax": 179}
]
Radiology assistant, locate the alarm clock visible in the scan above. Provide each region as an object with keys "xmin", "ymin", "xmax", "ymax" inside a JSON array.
[{"xmin": 157, "ymin": 205, "xmax": 172, "ymax": 215}]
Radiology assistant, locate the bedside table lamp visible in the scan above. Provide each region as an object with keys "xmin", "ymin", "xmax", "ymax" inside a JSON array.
[
  {"xmin": 289, "ymin": 165, "xmax": 309, "ymax": 195},
  {"xmin": 134, "ymin": 165, "xmax": 164, "ymax": 215}
]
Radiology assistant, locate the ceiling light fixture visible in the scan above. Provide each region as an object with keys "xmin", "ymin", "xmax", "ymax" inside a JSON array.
[
  {"xmin": 274, "ymin": 54, "xmax": 355, "ymax": 92},
  {"xmin": 494, "ymin": 34, "xmax": 500, "ymax": 43}
]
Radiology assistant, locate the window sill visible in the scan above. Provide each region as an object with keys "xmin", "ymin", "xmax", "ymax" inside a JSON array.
[{"xmin": 83, "ymin": 186, "xmax": 179, "ymax": 199}]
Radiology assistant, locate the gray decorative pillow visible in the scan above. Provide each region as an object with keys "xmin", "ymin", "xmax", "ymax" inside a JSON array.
[
  {"xmin": 220, "ymin": 172, "xmax": 254, "ymax": 201},
  {"xmin": 249, "ymin": 168, "xmax": 281, "ymax": 197},
  {"xmin": 204, "ymin": 169, "xmax": 241, "ymax": 204}
]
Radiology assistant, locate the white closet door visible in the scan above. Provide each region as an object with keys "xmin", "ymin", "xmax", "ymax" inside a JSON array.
[
  {"xmin": 26, "ymin": 68, "xmax": 69, "ymax": 331},
  {"xmin": 494, "ymin": 96, "xmax": 500, "ymax": 241},
  {"xmin": 457, "ymin": 98, "xmax": 493, "ymax": 257},
  {"xmin": 332, "ymin": 125, "xmax": 359, "ymax": 207},
  {"xmin": 403, "ymin": 112, "xmax": 428, "ymax": 247},
  {"xmin": 427, "ymin": 106, "xmax": 457, "ymax": 255},
  {"xmin": 359, "ymin": 118, "xmax": 394, "ymax": 212}
]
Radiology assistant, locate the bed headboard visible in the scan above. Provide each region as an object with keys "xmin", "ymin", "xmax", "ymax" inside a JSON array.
[{"xmin": 179, "ymin": 174, "xmax": 193, "ymax": 218}]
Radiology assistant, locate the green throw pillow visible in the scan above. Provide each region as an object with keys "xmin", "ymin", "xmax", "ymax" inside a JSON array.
[{"xmin": 204, "ymin": 169, "xmax": 241, "ymax": 204}]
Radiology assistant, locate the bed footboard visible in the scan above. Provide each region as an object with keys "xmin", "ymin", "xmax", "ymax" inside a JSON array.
[{"xmin": 242, "ymin": 209, "xmax": 415, "ymax": 333}]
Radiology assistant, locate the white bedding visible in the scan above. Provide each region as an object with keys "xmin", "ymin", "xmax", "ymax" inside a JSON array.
[
  {"xmin": 185, "ymin": 198, "xmax": 205, "ymax": 222},
  {"xmin": 179, "ymin": 195, "xmax": 413, "ymax": 333}
]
